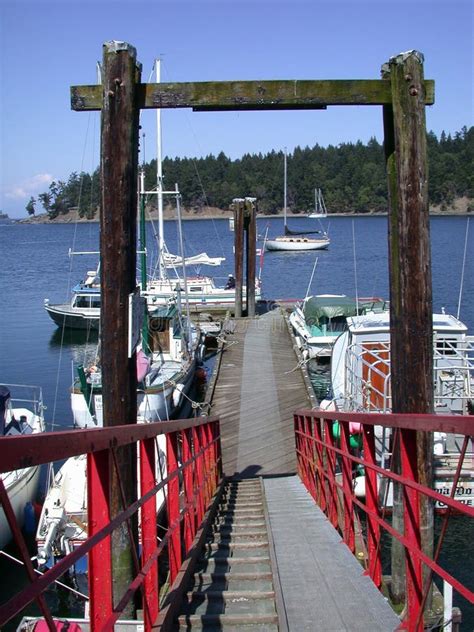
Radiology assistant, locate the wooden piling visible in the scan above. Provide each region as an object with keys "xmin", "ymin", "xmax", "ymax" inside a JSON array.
[
  {"xmin": 100, "ymin": 40, "xmax": 141, "ymax": 617},
  {"xmin": 233, "ymin": 199, "xmax": 245, "ymax": 318},
  {"xmin": 383, "ymin": 50, "xmax": 434, "ymax": 607},
  {"xmin": 245, "ymin": 198, "xmax": 257, "ymax": 317}
]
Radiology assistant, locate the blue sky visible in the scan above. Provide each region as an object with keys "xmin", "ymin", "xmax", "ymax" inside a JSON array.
[{"xmin": 1, "ymin": 0, "xmax": 472, "ymax": 218}]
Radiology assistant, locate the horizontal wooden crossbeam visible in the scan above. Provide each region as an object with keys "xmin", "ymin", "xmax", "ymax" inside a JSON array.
[{"xmin": 71, "ymin": 79, "xmax": 435, "ymax": 111}]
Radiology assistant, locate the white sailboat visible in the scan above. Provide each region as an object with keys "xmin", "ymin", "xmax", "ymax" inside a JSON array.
[
  {"xmin": 142, "ymin": 60, "xmax": 261, "ymax": 309},
  {"xmin": 1, "ymin": 384, "xmax": 45, "ymax": 549},
  {"xmin": 266, "ymin": 149, "xmax": 330, "ymax": 252},
  {"xmin": 308, "ymin": 188, "xmax": 328, "ymax": 219}
]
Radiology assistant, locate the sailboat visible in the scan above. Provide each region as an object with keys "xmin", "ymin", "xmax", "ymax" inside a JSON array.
[
  {"xmin": 308, "ymin": 188, "xmax": 328, "ymax": 219},
  {"xmin": 265, "ymin": 149, "xmax": 331, "ymax": 252}
]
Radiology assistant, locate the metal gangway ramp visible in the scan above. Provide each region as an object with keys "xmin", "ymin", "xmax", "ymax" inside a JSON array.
[{"xmin": 189, "ymin": 309, "xmax": 399, "ymax": 631}]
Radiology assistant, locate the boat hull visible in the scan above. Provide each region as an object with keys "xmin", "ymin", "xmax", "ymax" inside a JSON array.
[
  {"xmin": 44, "ymin": 304, "xmax": 100, "ymax": 330},
  {"xmin": 266, "ymin": 238, "xmax": 330, "ymax": 251},
  {"xmin": 0, "ymin": 464, "xmax": 41, "ymax": 549}
]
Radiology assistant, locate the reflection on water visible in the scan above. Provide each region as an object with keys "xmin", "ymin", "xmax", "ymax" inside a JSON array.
[
  {"xmin": 49, "ymin": 327, "xmax": 99, "ymax": 348},
  {"xmin": 308, "ymin": 359, "xmax": 331, "ymax": 402}
]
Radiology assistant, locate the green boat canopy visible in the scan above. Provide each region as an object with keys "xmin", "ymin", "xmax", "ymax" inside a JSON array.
[
  {"xmin": 303, "ymin": 295, "xmax": 388, "ymax": 325},
  {"xmin": 303, "ymin": 296, "xmax": 360, "ymax": 325}
]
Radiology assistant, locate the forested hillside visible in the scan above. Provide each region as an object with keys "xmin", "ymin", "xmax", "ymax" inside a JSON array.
[{"xmin": 27, "ymin": 126, "xmax": 473, "ymax": 219}]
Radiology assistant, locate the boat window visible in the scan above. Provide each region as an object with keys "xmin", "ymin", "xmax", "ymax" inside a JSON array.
[
  {"xmin": 189, "ymin": 286, "xmax": 202, "ymax": 292},
  {"xmin": 75, "ymin": 296, "xmax": 89, "ymax": 308},
  {"xmin": 91, "ymin": 298, "xmax": 101, "ymax": 308},
  {"xmin": 435, "ymin": 338, "xmax": 457, "ymax": 355}
]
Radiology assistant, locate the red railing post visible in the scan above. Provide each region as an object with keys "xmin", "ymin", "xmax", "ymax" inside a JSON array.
[
  {"xmin": 362, "ymin": 424, "xmax": 382, "ymax": 587},
  {"xmin": 139, "ymin": 437, "xmax": 158, "ymax": 629},
  {"xmin": 182, "ymin": 428, "xmax": 195, "ymax": 552},
  {"xmin": 193, "ymin": 426, "xmax": 205, "ymax": 525},
  {"xmin": 87, "ymin": 449, "xmax": 113, "ymax": 631},
  {"xmin": 305, "ymin": 415, "xmax": 317, "ymax": 501},
  {"xmin": 313, "ymin": 415, "xmax": 327, "ymax": 511},
  {"xmin": 339, "ymin": 420, "xmax": 355, "ymax": 552},
  {"xmin": 400, "ymin": 428, "xmax": 423, "ymax": 630},
  {"xmin": 203, "ymin": 423, "xmax": 213, "ymax": 503},
  {"xmin": 294, "ymin": 414, "xmax": 303, "ymax": 479},
  {"xmin": 166, "ymin": 431, "xmax": 181, "ymax": 585},
  {"xmin": 214, "ymin": 419, "xmax": 222, "ymax": 482},
  {"xmin": 323, "ymin": 418, "xmax": 338, "ymax": 528}
]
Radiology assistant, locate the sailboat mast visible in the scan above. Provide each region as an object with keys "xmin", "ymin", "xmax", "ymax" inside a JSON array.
[
  {"xmin": 156, "ymin": 59, "xmax": 165, "ymax": 280},
  {"xmin": 283, "ymin": 147, "xmax": 288, "ymax": 227}
]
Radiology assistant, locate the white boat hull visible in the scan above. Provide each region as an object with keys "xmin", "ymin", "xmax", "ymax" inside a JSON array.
[
  {"xmin": 0, "ymin": 463, "xmax": 41, "ymax": 549},
  {"xmin": 266, "ymin": 237, "xmax": 330, "ymax": 251}
]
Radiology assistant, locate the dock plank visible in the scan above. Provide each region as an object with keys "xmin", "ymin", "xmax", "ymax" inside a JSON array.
[
  {"xmin": 211, "ymin": 310, "xmax": 312, "ymax": 477},
  {"xmin": 264, "ymin": 476, "xmax": 400, "ymax": 631}
]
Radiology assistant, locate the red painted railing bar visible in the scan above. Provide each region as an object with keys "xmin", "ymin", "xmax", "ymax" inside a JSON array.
[
  {"xmin": 339, "ymin": 420, "xmax": 355, "ymax": 552},
  {"xmin": 87, "ymin": 449, "xmax": 113, "ymax": 631},
  {"xmin": 193, "ymin": 426, "xmax": 205, "ymax": 525},
  {"xmin": 296, "ymin": 425, "xmax": 474, "ymax": 516},
  {"xmin": 362, "ymin": 425, "xmax": 382, "ymax": 587},
  {"xmin": 295, "ymin": 409, "xmax": 474, "ymax": 631},
  {"xmin": 140, "ymin": 437, "xmax": 159, "ymax": 629},
  {"xmin": 182, "ymin": 428, "xmax": 195, "ymax": 551},
  {"xmin": 313, "ymin": 417, "xmax": 327, "ymax": 511},
  {"xmin": 166, "ymin": 431, "xmax": 181, "ymax": 585},
  {"xmin": 323, "ymin": 418, "xmax": 338, "ymax": 528},
  {"xmin": 399, "ymin": 429, "xmax": 423, "ymax": 628},
  {"xmin": 295, "ymin": 408, "xmax": 474, "ymax": 436}
]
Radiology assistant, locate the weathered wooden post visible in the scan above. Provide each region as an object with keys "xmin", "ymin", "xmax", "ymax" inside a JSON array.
[
  {"xmin": 100, "ymin": 41, "xmax": 141, "ymax": 617},
  {"xmin": 382, "ymin": 50, "xmax": 434, "ymax": 610},
  {"xmin": 233, "ymin": 198, "xmax": 245, "ymax": 317},
  {"xmin": 245, "ymin": 197, "xmax": 257, "ymax": 317}
]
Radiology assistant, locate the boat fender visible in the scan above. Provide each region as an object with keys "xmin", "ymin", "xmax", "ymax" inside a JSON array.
[
  {"xmin": 197, "ymin": 342, "xmax": 206, "ymax": 365},
  {"xmin": 172, "ymin": 383, "xmax": 185, "ymax": 408},
  {"xmin": 24, "ymin": 501, "xmax": 36, "ymax": 534}
]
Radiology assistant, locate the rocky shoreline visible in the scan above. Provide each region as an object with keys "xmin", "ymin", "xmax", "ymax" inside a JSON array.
[{"xmin": 8, "ymin": 196, "xmax": 472, "ymax": 224}]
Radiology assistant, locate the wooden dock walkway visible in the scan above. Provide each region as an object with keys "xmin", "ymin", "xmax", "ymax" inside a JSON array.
[
  {"xmin": 201, "ymin": 309, "xmax": 400, "ymax": 631},
  {"xmin": 210, "ymin": 309, "xmax": 314, "ymax": 477}
]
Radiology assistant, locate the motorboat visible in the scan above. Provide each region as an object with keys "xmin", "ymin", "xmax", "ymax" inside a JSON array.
[
  {"xmin": 290, "ymin": 295, "xmax": 388, "ymax": 360},
  {"xmin": 325, "ymin": 310, "xmax": 474, "ymax": 509},
  {"xmin": 44, "ymin": 270, "xmax": 100, "ymax": 330}
]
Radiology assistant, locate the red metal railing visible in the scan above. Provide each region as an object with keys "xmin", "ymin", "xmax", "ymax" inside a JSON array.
[
  {"xmin": 294, "ymin": 409, "xmax": 474, "ymax": 632},
  {"xmin": 0, "ymin": 415, "xmax": 221, "ymax": 630}
]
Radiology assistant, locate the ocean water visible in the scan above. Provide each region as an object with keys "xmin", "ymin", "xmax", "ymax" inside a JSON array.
[{"xmin": 0, "ymin": 215, "xmax": 472, "ymax": 627}]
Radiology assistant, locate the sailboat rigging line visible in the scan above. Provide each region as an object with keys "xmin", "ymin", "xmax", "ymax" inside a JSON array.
[
  {"xmin": 175, "ymin": 184, "xmax": 193, "ymax": 353},
  {"xmin": 0, "ymin": 550, "xmax": 89, "ymax": 600},
  {"xmin": 352, "ymin": 220, "xmax": 360, "ymax": 315},
  {"xmin": 305, "ymin": 256, "xmax": 319, "ymax": 300},
  {"xmin": 456, "ymin": 217, "xmax": 470, "ymax": 320},
  {"xmin": 51, "ymin": 110, "xmax": 97, "ymax": 432}
]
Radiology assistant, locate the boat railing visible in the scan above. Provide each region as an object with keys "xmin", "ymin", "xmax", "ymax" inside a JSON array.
[
  {"xmin": 0, "ymin": 415, "xmax": 222, "ymax": 630},
  {"xmin": 345, "ymin": 339, "xmax": 474, "ymax": 414},
  {"xmin": 2, "ymin": 383, "xmax": 44, "ymax": 420},
  {"xmin": 294, "ymin": 408, "xmax": 474, "ymax": 631}
]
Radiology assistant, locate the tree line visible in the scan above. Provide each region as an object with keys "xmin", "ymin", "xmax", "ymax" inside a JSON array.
[{"xmin": 26, "ymin": 126, "xmax": 473, "ymax": 219}]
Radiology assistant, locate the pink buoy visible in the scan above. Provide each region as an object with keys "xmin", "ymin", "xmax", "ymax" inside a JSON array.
[{"xmin": 349, "ymin": 421, "xmax": 362, "ymax": 434}]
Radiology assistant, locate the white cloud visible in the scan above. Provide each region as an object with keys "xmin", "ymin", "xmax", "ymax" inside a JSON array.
[{"xmin": 5, "ymin": 173, "xmax": 54, "ymax": 200}]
